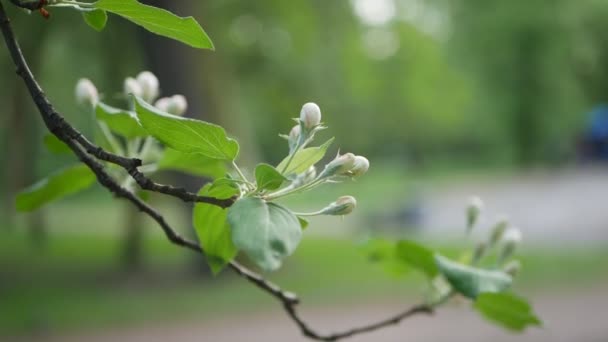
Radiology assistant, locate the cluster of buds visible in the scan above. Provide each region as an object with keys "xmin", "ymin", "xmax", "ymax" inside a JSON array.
[
  {"xmin": 75, "ymin": 78, "xmax": 99, "ymax": 109},
  {"xmin": 155, "ymin": 94, "xmax": 188, "ymax": 116},
  {"xmin": 319, "ymin": 152, "xmax": 369, "ymax": 179},
  {"xmin": 124, "ymin": 71, "xmax": 160, "ymax": 103}
]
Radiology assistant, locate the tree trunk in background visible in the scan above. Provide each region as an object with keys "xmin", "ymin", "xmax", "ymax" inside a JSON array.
[
  {"xmin": 121, "ymin": 204, "xmax": 145, "ymax": 270},
  {"xmin": 3, "ymin": 21, "xmax": 47, "ymax": 246}
]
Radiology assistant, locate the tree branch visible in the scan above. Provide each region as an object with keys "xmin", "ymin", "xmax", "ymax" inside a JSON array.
[{"xmin": 0, "ymin": 2, "xmax": 432, "ymax": 339}]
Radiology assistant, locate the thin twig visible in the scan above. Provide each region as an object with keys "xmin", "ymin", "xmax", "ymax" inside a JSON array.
[{"xmin": 0, "ymin": 2, "xmax": 433, "ymax": 339}]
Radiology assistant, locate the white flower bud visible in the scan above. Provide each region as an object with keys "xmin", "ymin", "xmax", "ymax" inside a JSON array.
[
  {"xmin": 489, "ymin": 215, "xmax": 509, "ymax": 247},
  {"xmin": 154, "ymin": 95, "xmax": 188, "ymax": 116},
  {"xmin": 299, "ymin": 102, "xmax": 321, "ymax": 130},
  {"xmin": 466, "ymin": 196, "xmax": 484, "ymax": 233},
  {"xmin": 350, "ymin": 155, "xmax": 370, "ymax": 177},
  {"xmin": 136, "ymin": 71, "xmax": 160, "ymax": 102},
  {"xmin": 124, "ymin": 77, "xmax": 143, "ymax": 98},
  {"xmin": 287, "ymin": 125, "xmax": 301, "ymax": 151},
  {"xmin": 320, "ymin": 196, "xmax": 357, "ymax": 216},
  {"xmin": 319, "ymin": 152, "xmax": 357, "ymax": 178},
  {"xmin": 75, "ymin": 78, "xmax": 99, "ymax": 108},
  {"xmin": 499, "ymin": 227, "xmax": 522, "ymax": 263},
  {"xmin": 503, "ymin": 260, "xmax": 521, "ymax": 277},
  {"xmin": 302, "ymin": 166, "xmax": 317, "ymax": 183}
]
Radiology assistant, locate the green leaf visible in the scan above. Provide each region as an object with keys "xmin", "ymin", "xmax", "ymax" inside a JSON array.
[
  {"xmin": 435, "ymin": 255, "xmax": 512, "ymax": 299},
  {"xmin": 93, "ymin": 0, "xmax": 213, "ymax": 49},
  {"xmin": 83, "ymin": 9, "xmax": 108, "ymax": 31},
  {"xmin": 474, "ymin": 293, "xmax": 542, "ymax": 331},
  {"xmin": 43, "ymin": 134, "xmax": 71, "ymax": 155},
  {"xmin": 297, "ymin": 216, "xmax": 309, "ymax": 230},
  {"xmin": 227, "ymin": 197, "xmax": 302, "ymax": 271},
  {"xmin": 396, "ymin": 240, "xmax": 438, "ymax": 278},
  {"xmin": 15, "ymin": 165, "xmax": 96, "ymax": 212},
  {"xmin": 277, "ymin": 138, "xmax": 334, "ymax": 175},
  {"xmin": 96, "ymin": 102, "xmax": 147, "ymax": 139},
  {"xmin": 193, "ymin": 182, "xmax": 239, "ymax": 274},
  {"xmin": 134, "ymin": 96, "xmax": 239, "ymax": 160},
  {"xmin": 255, "ymin": 163, "xmax": 287, "ymax": 191},
  {"xmin": 158, "ymin": 148, "xmax": 226, "ymax": 179}
]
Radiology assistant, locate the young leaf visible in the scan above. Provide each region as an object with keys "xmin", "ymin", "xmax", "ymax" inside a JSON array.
[
  {"xmin": 297, "ymin": 216, "xmax": 309, "ymax": 230},
  {"xmin": 396, "ymin": 240, "xmax": 439, "ymax": 278},
  {"xmin": 96, "ymin": 102, "xmax": 147, "ymax": 139},
  {"xmin": 277, "ymin": 138, "xmax": 334, "ymax": 175},
  {"xmin": 227, "ymin": 197, "xmax": 302, "ymax": 271},
  {"xmin": 83, "ymin": 9, "xmax": 108, "ymax": 31},
  {"xmin": 474, "ymin": 293, "xmax": 542, "ymax": 331},
  {"xmin": 193, "ymin": 182, "xmax": 239, "ymax": 274},
  {"xmin": 43, "ymin": 134, "xmax": 71, "ymax": 155},
  {"xmin": 93, "ymin": 0, "xmax": 214, "ymax": 49},
  {"xmin": 435, "ymin": 255, "xmax": 512, "ymax": 299},
  {"xmin": 158, "ymin": 148, "xmax": 226, "ymax": 179},
  {"xmin": 134, "ymin": 96, "xmax": 239, "ymax": 160},
  {"xmin": 15, "ymin": 165, "xmax": 96, "ymax": 212},
  {"xmin": 255, "ymin": 163, "xmax": 287, "ymax": 191}
]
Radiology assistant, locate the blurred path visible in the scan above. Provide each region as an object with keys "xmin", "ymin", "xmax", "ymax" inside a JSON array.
[
  {"xmin": 40, "ymin": 285, "xmax": 608, "ymax": 342},
  {"xmin": 419, "ymin": 167, "xmax": 608, "ymax": 246}
]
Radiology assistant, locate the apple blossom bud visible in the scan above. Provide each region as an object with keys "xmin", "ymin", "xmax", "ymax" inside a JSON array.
[
  {"xmin": 75, "ymin": 78, "xmax": 99, "ymax": 108},
  {"xmin": 472, "ymin": 242, "xmax": 487, "ymax": 264},
  {"xmin": 320, "ymin": 196, "xmax": 357, "ymax": 216},
  {"xmin": 287, "ymin": 125, "xmax": 301, "ymax": 151},
  {"xmin": 154, "ymin": 95, "xmax": 188, "ymax": 116},
  {"xmin": 319, "ymin": 152, "xmax": 357, "ymax": 178},
  {"xmin": 499, "ymin": 227, "xmax": 522, "ymax": 262},
  {"xmin": 136, "ymin": 71, "xmax": 159, "ymax": 102},
  {"xmin": 299, "ymin": 102, "xmax": 321, "ymax": 130},
  {"xmin": 466, "ymin": 196, "xmax": 484, "ymax": 233},
  {"xmin": 503, "ymin": 260, "xmax": 521, "ymax": 277},
  {"xmin": 350, "ymin": 155, "xmax": 370, "ymax": 177},
  {"xmin": 124, "ymin": 77, "xmax": 143, "ymax": 98},
  {"xmin": 489, "ymin": 216, "xmax": 509, "ymax": 247}
]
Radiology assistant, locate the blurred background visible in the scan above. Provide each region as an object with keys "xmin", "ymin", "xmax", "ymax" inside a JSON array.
[{"xmin": 1, "ymin": 0, "xmax": 608, "ymax": 341}]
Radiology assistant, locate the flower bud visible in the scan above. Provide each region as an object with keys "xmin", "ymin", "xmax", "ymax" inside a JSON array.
[
  {"xmin": 124, "ymin": 77, "xmax": 143, "ymax": 98},
  {"xmin": 320, "ymin": 196, "xmax": 357, "ymax": 216},
  {"xmin": 319, "ymin": 152, "xmax": 356, "ymax": 178},
  {"xmin": 350, "ymin": 155, "xmax": 370, "ymax": 177},
  {"xmin": 499, "ymin": 227, "xmax": 522, "ymax": 262},
  {"xmin": 503, "ymin": 260, "xmax": 521, "ymax": 277},
  {"xmin": 287, "ymin": 125, "xmax": 301, "ymax": 151},
  {"xmin": 136, "ymin": 71, "xmax": 160, "ymax": 102},
  {"xmin": 155, "ymin": 95, "xmax": 188, "ymax": 116},
  {"xmin": 489, "ymin": 215, "xmax": 509, "ymax": 247},
  {"xmin": 466, "ymin": 196, "xmax": 484, "ymax": 233},
  {"xmin": 472, "ymin": 242, "xmax": 487, "ymax": 264},
  {"xmin": 299, "ymin": 102, "xmax": 321, "ymax": 130},
  {"xmin": 75, "ymin": 78, "xmax": 99, "ymax": 108}
]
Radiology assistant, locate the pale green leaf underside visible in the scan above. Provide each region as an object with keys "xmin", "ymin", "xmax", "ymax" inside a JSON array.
[
  {"xmin": 93, "ymin": 0, "xmax": 213, "ymax": 49},
  {"xmin": 193, "ymin": 183, "xmax": 239, "ymax": 274},
  {"xmin": 474, "ymin": 292, "xmax": 542, "ymax": 331},
  {"xmin": 83, "ymin": 9, "xmax": 108, "ymax": 31},
  {"xmin": 435, "ymin": 255, "xmax": 512, "ymax": 299},
  {"xmin": 96, "ymin": 102, "xmax": 147, "ymax": 139},
  {"xmin": 15, "ymin": 164, "xmax": 96, "ymax": 212},
  {"xmin": 277, "ymin": 138, "xmax": 334, "ymax": 175},
  {"xmin": 227, "ymin": 197, "xmax": 302, "ymax": 271},
  {"xmin": 134, "ymin": 96, "xmax": 239, "ymax": 161}
]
